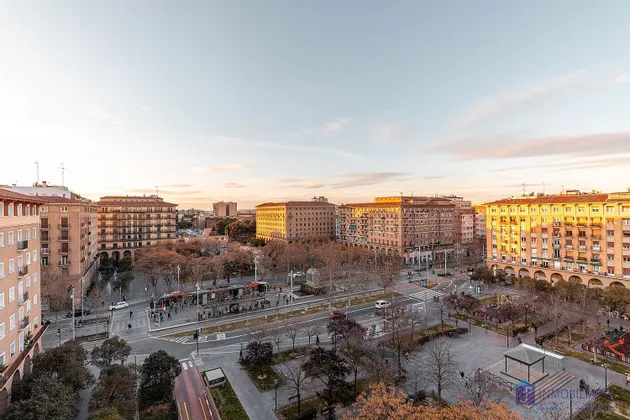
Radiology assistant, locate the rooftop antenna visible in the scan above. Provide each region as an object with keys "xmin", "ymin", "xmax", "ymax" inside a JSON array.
[
  {"xmin": 155, "ymin": 186, "xmax": 159, "ymax": 196},
  {"xmin": 522, "ymin": 183, "xmax": 526, "ymax": 195},
  {"xmin": 543, "ymin": 182, "xmax": 546, "ymax": 195},
  {"xmin": 35, "ymin": 161, "xmax": 39, "ymax": 185},
  {"xmin": 59, "ymin": 162, "xmax": 65, "ymax": 187}
]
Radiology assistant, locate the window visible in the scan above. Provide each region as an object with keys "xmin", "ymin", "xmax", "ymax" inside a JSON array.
[
  {"xmin": 17, "ymin": 204, "xmax": 22, "ymax": 216},
  {"xmin": 60, "ymin": 206, "xmax": 68, "ymax": 212},
  {"xmin": 10, "ymin": 341, "xmax": 15, "ymax": 358},
  {"xmin": 0, "ymin": 263, "xmax": 3, "ymax": 278},
  {"xmin": 41, "ymin": 206, "xmax": 47, "ymax": 212},
  {"xmin": 33, "ymin": 273, "xmax": 37, "ymax": 284},
  {"xmin": 9, "ymin": 314, "xmax": 15, "ymax": 330},
  {"xmin": 8, "ymin": 259, "xmax": 14, "ymax": 273},
  {"xmin": 34, "ymin": 294, "xmax": 37, "ymax": 306},
  {"xmin": 0, "ymin": 232, "xmax": 3, "ymax": 247},
  {"xmin": 0, "ymin": 324, "xmax": 4, "ymax": 339},
  {"xmin": 0, "ymin": 293, "xmax": 4, "ymax": 308},
  {"xmin": 8, "ymin": 231, "xmax": 14, "ymax": 245},
  {"xmin": 26, "ymin": 229, "xmax": 30, "ymax": 240},
  {"xmin": 33, "ymin": 250, "xmax": 37, "ymax": 261},
  {"xmin": 9, "ymin": 287, "xmax": 14, "ymax": 302},
  {"xmin": 26, "ymin": 253, "xmax": 31, "ymax": 265},
  {"xmin": 32, "ymin": 228, "xmax": 36, "ymax": 239}
]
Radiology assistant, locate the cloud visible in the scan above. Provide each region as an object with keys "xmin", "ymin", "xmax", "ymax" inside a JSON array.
[
  {"xmin": 91, "ymin": 109, "xmax": 124, "ymax": 124},
  {"xmin": 125, "ymin": 188, "xmax": 202, "ymax": 195},
  {"xmin": 491, "ymin": 155, "xmax": 630, "ymax": 173},
  {"xmin": 287, "ymin": 182, "xmax": 327, "ymax": 189},
  {"xmin": 373, "ymin": 122, "xmax": 411, "ymax": 142},
  {"xmin": 223, "ymin": 183, "xmax": 246, "ymax": 188},
  {"xmin": 454, "ymin": 70, "xmax": 588, "ymax": 128},
  {"xmin": 217, "ymin": 137, "xmax": 370, "ymax": 161},
  {"xmin": 332, "ymin": 172, "xmax": 410, "ymax": 189},
  {"xmin": 291, "ymin": 117, "xmax": 350, "ymax": 137},
  {"xmin": 420, "ymin": 131, "xmax": 630, "ymax": 161},
  {"xmin": 616, "ymin": 73, "xmax": 630, "ymax": 84},
  {"xmin": 193, "ymin": 164, "xmax": 253, "ymax": 172},
  {"xmin": 423, "ymin": 176, "xmax": 444, "ymax": 180},
  {"xmin": 162, "ymin": 184, "xmax": 194, "ymax": 188},
  {"xmin": 139, "ymin": 105, "xmax": 154, "ymax": 112}
]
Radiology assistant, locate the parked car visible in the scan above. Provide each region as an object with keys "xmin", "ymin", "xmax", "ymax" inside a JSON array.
[
  {"xmin": 294, "ymin": 271, "xmax": 305, "ymax": 276},
  {"xmin": 109, "ymin": 301, "xmax": 129, "ymax": 311},
  {"xmin": 65, "ymin": 308, "xmax": 91, "ymax": 318},
  {"xmin": 330, "ymin": 310, "xmax": 347, "ymax": 320},
  {"xmin": 375, "ymin": 300, "xmax": 391, "ymax": 309}
]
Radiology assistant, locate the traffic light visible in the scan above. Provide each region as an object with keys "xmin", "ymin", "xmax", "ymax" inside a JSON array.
[
  {"xmin": 193, "ymin": 331, "xmax": 199, "ymax": 341},
  {"xmin": 56, "ymin": 328, "xmax": 60, "ymax": 337}
]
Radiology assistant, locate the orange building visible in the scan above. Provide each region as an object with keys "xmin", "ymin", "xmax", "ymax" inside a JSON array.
[
  {"xmin": 0, "ymin": 189, "xmax": 46, "ymax": 414},
  {"xmin": 97, "ymin": 195, "xmax": 177, "ymax": 262},
  {"xmin": 485, "ymin": 190, "xmax": 630, "ymax": 288},
  {"xmin": 256, "ymin": 200, "xmax": 336, "ymax": 242}
]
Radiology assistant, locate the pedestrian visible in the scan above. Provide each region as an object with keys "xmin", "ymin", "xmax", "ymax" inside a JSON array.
[
  {"xmin": 316, "ymin": 335, "xmax": 320, "ymax": 346},
  {"xmin": 130, "ymin": 310, "xmax": 133, "ymax": 318},
  {"xmin": 175, "ymin": 306, "xmax": 178, "ymax": 314},
  {"xmin": 160, "ymin": 313, "xmax": 164, "ymax": 322},
  {"xmin": 128, "ymin": 323, "xmax": 132, "ymax": 333},
  {"xmin": 167, "ymin": 312, "xmax": 172, "ymax": 320},
  {"xmin": 626, "ymin": 373, "xmax": 630, "ymax": 387}
]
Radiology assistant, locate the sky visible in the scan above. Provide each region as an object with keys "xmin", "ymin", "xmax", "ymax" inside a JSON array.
[{"xmin": 1, "ymin": 1, "xmax": 630, "ymax": 209}]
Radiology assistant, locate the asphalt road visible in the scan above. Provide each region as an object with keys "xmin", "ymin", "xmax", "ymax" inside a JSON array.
[{"xmin": 174, "ymin": 362, "xmax": 215, "ymax": 420}]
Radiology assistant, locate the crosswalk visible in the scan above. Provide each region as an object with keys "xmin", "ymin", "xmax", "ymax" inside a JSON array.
[
  {"xmin": 110, "ymin": 317, "xmax": 148, "ymax": 333},
  {"xmin": 407, "ymin": 287, "xmax": 444, "ymax": 302},
  {"xmin": 180, "ymin": 355, "xmax": 205, "ymax": 370},
  {"xmin": 160, "ymin": 334, "xmax": 213, "ymax": 345}
]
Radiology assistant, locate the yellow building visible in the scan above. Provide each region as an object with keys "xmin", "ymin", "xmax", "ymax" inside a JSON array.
[
  {"xmin": 97, "ymin": 195, "xmax": 177, "ymax": 262},
  {"xmin": 255, "ymin": 200, "xmax": 336, "ymax": 242},
  {"xmin": 485, "ymin": 190, "xmax": 630, "ymax": 288}
]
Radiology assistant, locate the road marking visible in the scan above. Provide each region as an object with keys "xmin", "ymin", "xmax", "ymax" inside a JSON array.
[
  {"xmin": 182, "ymin": 362, "xmax": 188, "ymax": 371},
  {"xmin": 189, "ymin": 361, "xmax": 193, "ymax": 368},
  {"xmin": 199, "ymin": 396, "xmax": 209, "ymax": 420},
  {"xmin": 183, "ymin": 401, "xmax": 190, "ymax": 420}
]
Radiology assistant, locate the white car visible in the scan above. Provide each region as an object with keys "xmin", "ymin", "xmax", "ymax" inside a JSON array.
[
  {"xmin": 375, "ymin": 300, "xmax": 391, "ymax": 309},
  {"xmin": 109, "ymin": 301, "xmax": 129, "ymax": 311}
]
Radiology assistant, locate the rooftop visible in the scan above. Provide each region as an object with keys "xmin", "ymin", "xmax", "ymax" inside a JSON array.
[
  {"xmin": 256, "ymin": 201, "xmax": 336, "ymax": 208},
  {"xmin": 0, "ymin": 188, "xmax": 45, "ymax": 203},
  {"xmin": 97, "ymin": 195, "xmax": 177, "ymax": 207},
  {"xmin": 34, "ymin": 195, "xmax": 92, "ymax": 204},
  {"xmin": 485, "ymin": 193, "xmax": 613, "ymax": 206}
]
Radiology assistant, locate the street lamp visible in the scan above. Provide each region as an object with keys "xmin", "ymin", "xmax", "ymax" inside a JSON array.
[
  {"xmin": 80, "ymin": 276, "xmax": 85, "ymax": 325},
  {"xmin": 196, "ymin": 283, "xmax": 200, "ymax": 322},
  {"xmin": 71, "ymin": 287, "xmax": 76, "ymax": 341},
  {"xmin": 177, "ymin": 265, "xmax": 181, "ymax": 292}
]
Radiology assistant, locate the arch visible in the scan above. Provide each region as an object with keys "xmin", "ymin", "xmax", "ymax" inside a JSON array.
[
  {"xmin": 568, "ymin": 275, "xmax": 583, "ymax": 284},
  {"xmin": 33, "ymin": 341, "xmax": 41, "ymax": 357},
  {"xmin": 504, "ymin": 266, "xmax": 515, "ymax": 275},
  {"xmin": 534, "ymin": 270, "xmax": 546, "ymax": 280},
  {"xmin": 111, "ymin": 251, "xmax": 120, "ymax": 262},
  {"xmin": 550, "ymin": 273, "xmax": 564, "ymax": 284},
  {"xmin": 123, "ymin": 250, "xmax": 132, "ymax": 260},
  {"xmin": 0, "ymin": 389, "xmax": 7, "ymax": 414},
  {"xmin": 588, "ymin": 278, "xmax": 604, "ymax": 288},
  {"xmin": 610, "ymin": 281, "xmax": 626, "ymax": 288},
  {"xmin": 23, "ymin": 355, "xmax": 32, "ymax": 376},
  {"xmin": 12, "ymin": 370, "xmax": 21, "ymax": 389},
  {"xmin": 100, "ymin": 252, "xmax": 109, "ymax": 264},
  {"xmin": 518, "ymin": 268, "xmax": 530, "ymax": 278}
]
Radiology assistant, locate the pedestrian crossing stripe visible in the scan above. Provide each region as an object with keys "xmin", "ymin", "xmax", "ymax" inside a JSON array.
[{"xmin": 408, "ymin": 288, "xmax": 444, "ymax": 302}]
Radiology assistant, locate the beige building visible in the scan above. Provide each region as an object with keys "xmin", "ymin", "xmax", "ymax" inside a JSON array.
[
  {"xmin": 97, "ymin": 195, "xmax": 178, "ymax": 262},
  {"xmin": 336, "ymin": 196, "xmax": 455, "ymax": 262},
  {"xmin": 0, "ymin": 189, "xmax": 45, "ymax": 414},
  {"xmin": 485, "ymin": 190, "xmax": 630, "ymax": 288},
  {"xmin": 445, "ymin": 196, "xmax": 475, "ymax": 245},
  {"xmin": 213, "ymin": 201, "xmax": 237, "ymax": 218},
  {"xmin": 473, "ymin": 205, "xmax": 487, "ymax": 242},
  {"xmin": 256, "ymin": 200, "xmax": 336, "ymax": 242}
]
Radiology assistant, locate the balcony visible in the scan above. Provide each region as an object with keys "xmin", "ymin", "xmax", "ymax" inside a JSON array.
[
  {"xmin": 608, "ymin": 247, "xmax": 616, "ymax": 253},
  {"xmin": 58, "ymin": 236, "xmax": 71, "ymax": 242},
  {"xmin": 17, "ymin": 240, "xmax": 28, "ymax": 251},
  {"xmin": 624, "ymin": 237, "xmax": 630, "ymax": 245},
  {"xmin": 566, "ymin": 245, "xmax": 573, "ymax": 249},
  {"xmin": 18, "ymin": 290, "xmax": 28, "ymax": 305},
  {"xmin": 59, "ymin": 260, "xmax": 70, "ymax": 267},
  {"xmin": 41, "ymin": 248, "xmax": 49, "ymax": 255},
  {"xmin": 18, "ymin": 266, "xmax": 28, "ymax": 277},
  {"xmin": 0, "ymin": 321, "xmax": 49, "ymax": 387},
  {"xmin": 19, "ymin": 316, "xmax": 29, "ymax": 330},
  {"xmin": 593, "ymin": 246, "xmax": 601, "ymax": 251},
  {"xmin": 624, "ymin": 262, "xmax": 630, "ymax": 269},
  {"xmin": 58, "ymin": 223, "xmax": 70, "ymax": 229},
  {"xmin": 624, "ymin": 249, "xmax": 630, "ymax": 256},
  {"xmin": 58, "ymin": 248, "xmax": 70, "ymax": 254}
]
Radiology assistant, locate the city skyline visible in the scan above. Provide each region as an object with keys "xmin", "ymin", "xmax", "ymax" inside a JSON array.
[{"xmin": 2, "ymin": 2, "xmax": 630, "ymax": 208}]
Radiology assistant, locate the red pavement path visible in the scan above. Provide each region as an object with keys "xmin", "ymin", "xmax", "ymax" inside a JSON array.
[{"xmin": 174, "ymin": 361, "xmax": 215, "ymax": 420}]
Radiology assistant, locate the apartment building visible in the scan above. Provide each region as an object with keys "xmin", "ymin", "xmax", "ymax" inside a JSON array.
[
  {"xmin": 445, "ymin": 196, "xmax": 474, "ymax": 244},
  {"xmin": 473, "ymin": 206, "xmax": 487, "ymax": 242},
  {"xmin": 97, "ymin": 196, "xmax": 177, "ymax": 262},
  {"xmin": 336, "ymin": 196, "xmax": 455, "ymax": 263},
  {"xmin": 213, "ymin": 201, "xmax": 237, "ymax": 218},
  {"xmin": 39, "ymin": 197, "xmax": 98, "ymax": 291},
  {"xmin": 255, "ymin": 200, "xmax": 336, "ymax": 242},
  {"xmin": 0, "ymin": 190, "xmax": 45, "ymax": 414},
  {"xmin": 485, "ymin": 190, "xmax": 630, "ymax": 288}
]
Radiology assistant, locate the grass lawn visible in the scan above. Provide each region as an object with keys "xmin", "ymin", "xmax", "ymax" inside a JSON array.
[
  {"xmin": 167, "ymin": 292, "xmax": 397, "ymax": 338},
  {"xmin": 208, "ymin": 379, "xmax": 249, "ymax": 420},
  {"xmin": 573, "ymin": 385, "xmax": 630, "ymax": 420},
  {"xmin": 277, "ymin": 396, "xmax": 322, "ymax": 420},
  {"xmin": 272, "ymin": 347, "xmax": 312, "ymax": 364},
  {"xmin": 246, "ymin": 364, "xmax": 283, "ymax": 391}
]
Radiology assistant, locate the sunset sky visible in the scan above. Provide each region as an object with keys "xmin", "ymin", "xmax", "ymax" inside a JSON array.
[{"xmin": 2, "ymin": 1, "xmax": 630, "ymax": 209}]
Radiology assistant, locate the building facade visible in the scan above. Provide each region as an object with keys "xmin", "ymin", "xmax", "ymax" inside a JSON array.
[
  {"xmin": 213, "ymin": 201, "xmax": 238, "ymax": 218},
  {"xmin": 473, "ymin": 205, "xmax": 487, "ymax": 242},
  {"xmin": 38, "ymin": 197, "xmax": 99, "ymax": 293},
  {"xmin": 0, "ymin": 190, "xmax": 46, "ymax": 414},
  {"xmin": 485, "ymin": 190, "xmax": 630, "ymax": 288},
  {"xmin": 97, "ymin": 196, "xmax": 177, "ymax": 262},
  {"xmin": 256, "ymin": 200, "xmax": 336, "ymax": 242},
  {"xmin": 336, "ymin": 196, "xmax": 455, "ymax": 262}
]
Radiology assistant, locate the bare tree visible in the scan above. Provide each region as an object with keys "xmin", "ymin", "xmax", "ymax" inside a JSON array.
[
  {"xmin": 434, "ymin": 297, "xmax": 449, "ymax": 330},
  {"xmin": 248, "ymin": 324, "xmax": 269, "ymax": 344},
  {"xmin": 304, "ymin": 322, "xmax": 322, "ymax": 347},
  {"xmin": 374, "ymin": 253, "xmax": 400, "ymax": 297},
  {"xmin": 361, "ymin": 337, "xmax": 397, "ymax": 385},
  {"xmin": 270, "ymin": 325, "xmax": 283, "ymax": 352},
  {"xmin": 283, "ymin": 320, "xmax": 302, "ymax": 350},
  {"xmin": 459, "ymin": 369, "xmax": 509, "ymax": 407},
  {"xmin": 281, "ymin": 357, "xmax": 309, "ymax": 415},
  {"xmin": 423, "ymin": 341, "xmax": 459, "ymax": 399},
  {"xmin": 315, "ymin": 242, "xmax": 348, "ymax": 308},
  {"xmin": 408, "ymin": 307, "xmax": 425, "ymax": 342},
  {"xmin": 42, "ymin": 271, "xmax": 73, "ymax": 323}
]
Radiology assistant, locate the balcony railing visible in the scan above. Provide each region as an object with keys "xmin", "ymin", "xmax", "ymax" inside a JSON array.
[
  {"xmin": 58, "ymin": 223, "xmax": 70, "ymax": 229},
  {"xmin": 0, "ymin": 321, "xmax": 49, "ymax": 387},
  {"xmin": 19, "ymin": 316, "xmax": 29, "ymax": 330},
  {"xmin": 58, "ymin": 236, "xmax": 71, "ymax": 241},
  {"xmin": 17, "ymin": 240, "xmax": 28, "ymax": 251},
  {"xmin": 18, "ymin": 266, "xmax": 28, "ymax": 277},
  {"xmin": 41, "ymin": 248, "xmax": 49, "ymax": 255},
  {"xmin": 18, "ymin": 290, "xmax": 28, "ymax": 305},
  {"xmin": 58, "ymin": 248, "xmax": 70, "ymax": 254},
  {"xmin": 59, "ymin": 260, "xmax": 70, "ymax": 266}
]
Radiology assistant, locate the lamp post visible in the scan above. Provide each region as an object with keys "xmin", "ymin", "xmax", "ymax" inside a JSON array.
[
  {"xmin": 177, "ymin": 265, "xmax": 181, "ymax": 292},
  {"xmin": 80, "ymin": 276, "xmax": 85, "ymax": 325},
  {"xmin": 196, "ymin": 283, "xmax": 200, "ymax": 322},
  {"xmin": 254, "ymin": 258, "xmax": 258, "ymax": 283},
  {"xmin": 274, "ymin": 380, "xmax": 279, "ymax": 411},
  {"xmin": 71, "ymin": 287, "xmax": 76, "ymax": 341},
  {"xmin": 604, "ymin": 364, "xmax": 608, "ymax": 389}
]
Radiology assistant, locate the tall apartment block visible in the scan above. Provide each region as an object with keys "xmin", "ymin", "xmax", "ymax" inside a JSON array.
[
  {"xmin": 255, "ymin": 200, "xmax": 336, "ymax": 242},
  {"xmin": 445, "ymin": 196, "xmax": 474, "ymax": 244},
  {"xmin": 0, "ymin": 190, "xmax": 45, "ymax": 414},
  {"xmin": 213, "ymin": 201, "xmax": 237, "ymax": 218},
  {"xmin": 485, "ymin": 190, "xmax": 630, "ymax": 288},
  {"xmin": 473, "ymin": 205, "xmax": 487, "ymax": 243},
  {"xmin": 97, "ymin": 196, "xmax": 177, "ymax": 262},
  {"xmin": 336, "ymin": 196, "xmax": 455, "ymax": 263}
]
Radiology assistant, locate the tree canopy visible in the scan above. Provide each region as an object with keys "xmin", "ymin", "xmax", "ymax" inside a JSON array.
[
  {"xmin": 6, "ymin": 377, "xmax": 78, "ymax": 420},
  {"xmin": 91, "ymin": 336, "xmax": 132, "ymax": 369},
  {"xmin": 138, "ymin": 350, "xmax": 182, "ymax": 411}
]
